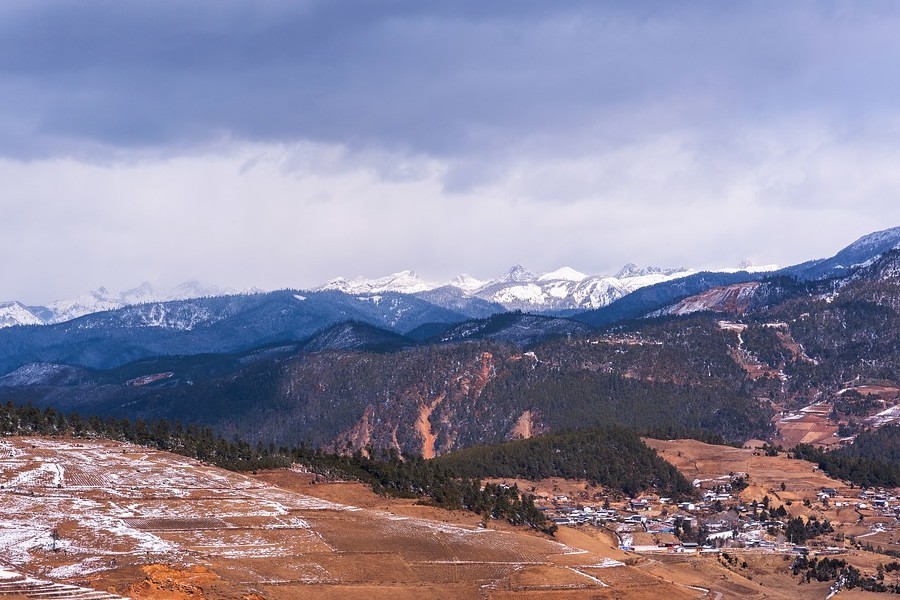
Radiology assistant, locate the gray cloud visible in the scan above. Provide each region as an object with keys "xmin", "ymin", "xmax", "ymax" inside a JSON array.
[
  {"xmin": 2, "ymin": 1, "xmax": 900, "ymax": 302},
  {"xmin": 3, "ymin": 1, "xmax": 900, "ymax": 161}
]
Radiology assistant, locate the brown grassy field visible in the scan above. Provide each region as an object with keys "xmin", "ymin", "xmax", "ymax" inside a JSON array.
[
  {"xmin": 0, "ymin": 437, "xmax": 703, "ymax": 599},
  {"xmin": 2, "ymin": 436, "xmax": 898, "ymax": 599},
  {"xmin": 645, "ymin": 438, "xmax": 845, "ymax": 505}
]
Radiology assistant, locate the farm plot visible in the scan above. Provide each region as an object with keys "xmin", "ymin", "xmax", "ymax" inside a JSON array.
[
  {"xmin": 409, "ymin": 561, "xmax": 523, "ymax": 585},
  {"xmin": 508, "ymin": 563, "xmax": 609, "ymax": 590},
  {"xmin": 646, "ymin": 438, "xmax": 844, "ymax": 502},
  {"xmin": 4, "ymin": 461, "xmax": 63, "ymax": 488},
  {"xmin": 156, "ymin": 525, "xmax": 332, "ymax": 559},
  {"xmin": 0, "ymin": 566, "xmax": 127, "ymax": 600},
  {"xmin": 774, "ymin": 401, "xmax": 840, "ymax": 447},
  {"xmin": 122, "ymin": 516, "xmax": 228, "ymax": 530},
  {"xmin": 306, "ymin": 511, "xmax": 567, "ymax": 564},
  {"xmin": 0, "ymin": 440, "xmax": 18, "ymax": 459},
  {"xmin": 111, "ymin": 497, "xmax": 291, "ymax": 519},
  {"xmin": 62, "ymin": 464, "xmax": 111, "ymax": 488}
]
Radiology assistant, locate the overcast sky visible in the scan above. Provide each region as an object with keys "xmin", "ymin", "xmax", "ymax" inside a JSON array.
[{"xmin": 3, "ymin": 1, "xmax": 900, "ymax": 303}]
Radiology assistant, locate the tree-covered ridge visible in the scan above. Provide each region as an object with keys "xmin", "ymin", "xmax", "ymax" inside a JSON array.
[
  {"xmin": 741, "ymin": 324, "xmax": 792, "ymax": 369},
  {"xmin": 294, "ymin": 448, "xmax": 555, "ymax": 534},
  {"xmin": 791, "ymin": 556, "xmax": 900, "ymax": 593},
  {"xmin": 539, "ymin": 316, "xmax": 749, "ymax": 389},
  {"xmin": 757, "ymin": 252, "xmax": 900, "ymax": 394},
  {"xmin": 0, "ymin": 401, "xmax": 290, "ymax": 470},
  {"xmin": 837, "ymin": 424, "xmax": 900, "ymax": 464},
  {"xmin": 1, "ymin": 324, "xmax": 774, "ymax": 453},
  {"xmin": 0, "ymin": 401, "xmax": 706, "ymax": 533},
  {"xmin": 434, "ymin": 427, "xmax": 693, "ymax": 497},
  {"xmin": 475, "ymin": 369, "xmax": 771, "ymax": 446},
  {"xmin": 792, "ymin": 427, "xmax": 900, "ymax": 488}
]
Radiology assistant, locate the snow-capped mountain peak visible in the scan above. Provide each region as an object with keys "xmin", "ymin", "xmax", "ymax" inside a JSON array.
[
  {"xmin": 497, "ymin": 265, "xmax": 536, "ymax": 284},
  {"xmin": 0, "ymin": 302, "xmax": 44, "ymax": 328},
  {"xmin": 170, "ymin": 280, "xmax": 237, "ymax": 299},
  {"xmin": 310, "ymin": 263, "xmax": 698, "ymax": 313},
  {"xmin": 449, "ymin": 274, "xmax": 487, "ymax": 292},
  {"xmin": 46, "ymin": 289, "xmax": 127, "ymax": 324},
  {"xmin": 318, "ymin": 270, "xmax": 439, "ymax": 295},
  {"xmin": 846, "ymin": 225, "xmax": 900, "ymax": 253},
  {"xmin": 119, "ymin": 282, "xmax": 163, "ymax": 306},
  {"xmin": 615, "ymin": 263, "xmax": 687, "ymax": 279},
  {"xmin": 537, "ymin": 267, "xmax": 588, "ymax": 282},
  {"xmin": 615, "ymin": 263, "xmax": 643, "ymax": 279}
]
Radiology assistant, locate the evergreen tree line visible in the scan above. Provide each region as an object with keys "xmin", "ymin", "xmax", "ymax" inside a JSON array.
[
  {"xmin": 641, "ymin": 425, "xmax": 734, "ymax": 447},
  {"xmin": 292, "ymin": 446, "xmax": 556, "ymax": 534},
  {"xmin": 792, "ymin": 426, "xmax": 900, "ymax": 488},
  {"xmin": 785, "ymin": 515, "xmax": 834, "ymax": 544},
  {"xmin": 742, "ymin": 324, "xmax": 792, "ymax": 369},
  {"xmin": 791, "ymin": 556, "xmax": 900, "ymax": 593},
  {"xmin": 433, "ymin": 426, "xmax": 694, "ymax": 497}
]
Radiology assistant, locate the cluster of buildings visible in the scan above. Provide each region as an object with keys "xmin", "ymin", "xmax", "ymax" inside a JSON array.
[
  {"xmin": 535, "ymin": 474, "xmax": 900, "ymax": 557},
  {"xmin": 821, "ymin": 487, "xmax": 900, "ymax": 515}
]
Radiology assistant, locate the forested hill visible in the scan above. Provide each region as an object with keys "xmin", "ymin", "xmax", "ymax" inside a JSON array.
[
  {"xmin": 0, "ymin": 318, "xmax": 773, "ymax": 454},
  {"xmin": 434, "ymin": 427, "xmax": 693, "ymax": 497},
  {"xmin": 794, "ymin": 426, "xmax": 900, "ymax": 488}
]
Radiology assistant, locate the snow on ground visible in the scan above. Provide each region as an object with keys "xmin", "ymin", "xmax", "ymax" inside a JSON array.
[
  {"xmin": 537, "ymin": 267, "xmax": 588, "ymax": 282},
  {"xmin": 47, "ymin": 557, "xmax": 113, "ymax": 579},
  {"xmin": 583, "ymin": 558, "xmax": 626, "ymax": 568},
  {"xmin": 568, "ymin": 567, "xmax": 609, "ymax": 586},
  {"xmin": 0, "ymin": 437, "xmax": 614, "ymax": 593},
  {"xmin": 0, "ymin": 437, "xmax": 476, "ymax": 572},
  {"xmin": 868, "ymin": 404, "xmax": 900, "ymax": 427},
  {"xmin": 0, "ymin": 566, "xmax": 128, "ymax": 599}
]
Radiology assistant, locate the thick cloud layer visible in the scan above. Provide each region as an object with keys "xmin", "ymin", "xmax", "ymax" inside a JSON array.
[{"xmin": 2, "ymin": 1, "xmax": 899, "ymax": 302}]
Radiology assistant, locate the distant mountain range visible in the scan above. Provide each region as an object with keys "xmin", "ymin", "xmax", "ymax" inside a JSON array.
[
  {"xmin": 319, "ymin": 264, "xmax": 751, "ymax": 313},
  {"xmin": 0, "ymin": 225, "xmax": 898, "ymax": 375},
  {"xmin": 0, "ymin": 281, "xmax": 255, "ymax": 328},
  {"xmin": 1, "ymin": 262, "xmax": 774, "ymax": 329}
]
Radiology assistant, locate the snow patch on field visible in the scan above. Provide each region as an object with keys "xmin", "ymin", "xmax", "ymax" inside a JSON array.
[
  {"xmin": 48, "ymin": 557, "xmax": 115, "ymax": 579},
  {"xmin": 0, "ymin": 437, "xmax": 602, "ymax": 591},
  {"xmin": 265, "ymin": 516, "xmax": 310, "ymax": 529},
  {"xmin": 583, "ymin": 558, "xmax": 626, "ymax": 568},
  {"xmin": 868, "ymin": 404, "xmax": 900, "ymax": 427},
  {"xmin": 5, "ymin": 461, "xmax": 64, "ymax": 488},
  {"xmin": 568, "ymin": 567, "xmax": 609, "ymax": 586}
]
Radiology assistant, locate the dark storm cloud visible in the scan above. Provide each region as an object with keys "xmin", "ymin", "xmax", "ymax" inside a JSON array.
[{"xmin": 3, "ymin": 0, "xmax": 900, "ymax": 161}]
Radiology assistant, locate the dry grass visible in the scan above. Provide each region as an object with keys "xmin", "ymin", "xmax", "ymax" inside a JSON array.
[
  {"xmin": 6, "ymin": 435, "xmax": 895, "ymax": 599},
  {"xmin": 0, "ymin": 437, "xmax": 704, "ymax": 599}
]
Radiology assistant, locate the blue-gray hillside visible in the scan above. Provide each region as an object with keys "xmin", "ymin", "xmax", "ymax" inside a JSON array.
[
  {"xmin": 436, "ymin": 312, "xmax": 591, "ymax": 347},
  {"xmin": 782, "ymin": 226, "xmax": 900, "ymax": 281},
  {"xmin": 0, "ymin": 290, "xmax": 470, "ymax": 373},
  {"xmin": 413, "ymin": 286, "xmax": 505, "ymax": 318},
  {"xmin": 574, "ymin": 271, "xmax": 763, "ymax": 327}
]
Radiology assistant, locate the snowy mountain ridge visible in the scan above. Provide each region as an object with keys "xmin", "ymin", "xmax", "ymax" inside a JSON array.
[
  {"xmin": 46, "ymin": 281, "xmax": 255, "ymax": 324},
  {"xmin": 0, "ymin": 302, "xmax": 45, "ymax": 328},
  {"xmin": 13, "ymin": 225, "xmax": 898, "ymax": 330},
  {"xmin": 1, "ymin": 263, "xmax": 761, "ymax": 330},
  {"xmin": 320, "ymin": 264, "xmax": 703, "ymax": 313},
  {"xmin": 1, "ymin": 281, "xmax": 258, "ymax": 329},
  {"xmin": 319, "ymin": 270, "xmax": 438, "ymax": 295}
]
